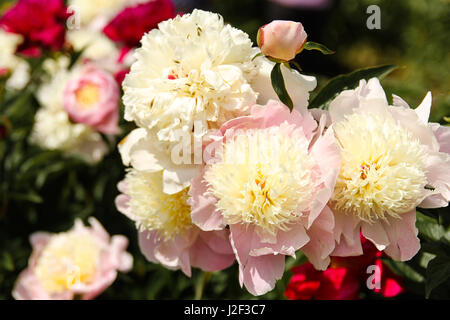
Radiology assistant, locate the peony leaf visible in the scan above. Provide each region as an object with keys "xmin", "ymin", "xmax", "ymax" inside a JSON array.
[
  {"xmin": 425, "ymin": 255, "xmax": 450, "ymax": 298},
  {"xmin": 303, "ymin": 41, "xmax": 335, "ymax": 55},
  {"xmin": 416, "ymin": 211, "xmax": 445, "ymax": 242},
  {"xmin": 309, "ymin": 64, "xmax": 398, "ymax": 109},
  {"xmin": 271, "ymin": 63, "xmax": 294, "ymax": 111}
]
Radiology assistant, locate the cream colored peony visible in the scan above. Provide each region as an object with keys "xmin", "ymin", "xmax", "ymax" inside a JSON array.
[
  {"xmin": 123, "ymin": 10, "xmax": 258, "ymax": 140},
  {"xmin": 29, "ymin": 57, "xmax": 108, "ymax": 164}
]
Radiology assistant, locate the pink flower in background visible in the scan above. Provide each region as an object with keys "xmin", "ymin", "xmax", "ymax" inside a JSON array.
[
  {"xmin": 0, "ymin": 0, "xmax": 71, "ymax": 56},
  {"xmin": 12, "ymin": 218, "xmax": 133, "ymax": 300},
  {"xmin": 189, "ymin": 100, "xmax": 341, "ymax": 295},
  {"xmin": 115, "ymin": 175, "xmax": 235, "ymax": 276},
  {"xmin": 103, "ymin": 0, "xmax": 175, "ymax": 48},
  {"xmin": 63, "ymin": 66, "xmax": 120, "ymax": 135},
  {"xmin": 327, "ymin": 78, "xmax": 450, "ymax": 262},
  {"xmin": 285, "ymin": 236, "xmax": 405, "ymax": 300},
  {"xmin": 257, "ymin": 20, "xmax": 307, "ymax": 62}
]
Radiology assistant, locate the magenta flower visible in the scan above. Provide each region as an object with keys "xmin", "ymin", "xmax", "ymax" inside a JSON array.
[{"xmin": 0, "ymin": 0, "xmax": 70, "ymax": 56}]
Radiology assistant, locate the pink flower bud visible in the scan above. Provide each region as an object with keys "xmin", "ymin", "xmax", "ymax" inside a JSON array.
[{"xmin": 257, "ymin": 20, "xmax": 307, "ymax": 62}]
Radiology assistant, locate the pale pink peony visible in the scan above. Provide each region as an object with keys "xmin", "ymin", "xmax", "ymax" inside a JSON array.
[
  {"xmin": 189, "ymin": 100, "xmax": 342, "ymax": 295},
  {"xmin": 257, "ymin": 20, "xmax": 307, "ymax": 62},
  {"xmin": 326, "ymin": 78, "xmax": 450, "ymax": 262},
  {"xmin": 115, "ymin": 175, "xmax": 235, "ymax": 277},
  {"xmin": 12, "ymin": 217, "xmax": 133, "ymax": 300},
  {"xmin": 63, "ymin": 66, "xmax": 120, "ymax": 134}
]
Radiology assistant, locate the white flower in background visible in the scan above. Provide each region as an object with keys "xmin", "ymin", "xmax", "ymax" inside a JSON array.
[
  {"xmin": 67, "ymin": 30, "xmax": 122, "ymax": 73},
  {"xmin": 29, "ymin": 57, "xmax": 108, "ymax": 164},
  {"xmin": 0, "ymin": 28, "xmax": 22, "ymax": 71},
  {"xmin": 0, "ymin": 28, "xmax": 30, "ymax": 90},
  {"xmin": 68, "ymin": 0, "xmax": 143, "ymax": 30}
]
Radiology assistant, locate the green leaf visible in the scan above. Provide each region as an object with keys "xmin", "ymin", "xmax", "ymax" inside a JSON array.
[
  {"xmin": 425, "ymin": 255, "xmax": 450, "ymax": 298},
  {"xmin": 271, "ymin": 63, "xmax": 294, "ymax": 111},
  {"xmin": 382, "ymin": 259, "xmax": 425, "ymax": 283},
  {"xmin": 9, "ymin": 191, "xmax": 43, "ymax": 204},
  {"xmin": 303, "ymin": 41, "xmax": 335, "ymax": 55},
  {"xmin": 309, "ymin": 64, "xmax": 398, "ymax": 109},
  {"xmin": 416, "ymin": 211, "xmax": 445, "ymax": 242},
  {"xmin": 69, "ymin": 47, "xmax": 87, "ymax": 70}
]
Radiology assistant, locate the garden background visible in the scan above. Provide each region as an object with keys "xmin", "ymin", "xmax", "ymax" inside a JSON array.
[{"xmin": 0, "ymin": 0, "xmax": 449, "ymax": 299}]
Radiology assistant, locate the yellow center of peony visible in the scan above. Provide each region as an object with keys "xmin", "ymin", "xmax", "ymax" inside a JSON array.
[
  {"xmin": 35, "ymin": 232, "xmax": 101, "ymax": 294},
  {"xmin": 331, "ymin": 113, "xmax": 428, "ymax": 223},
  {"xmin": 127, "ymin": 171, "xmax": 192, "ymax": 240},
  {"xmin": 205, "ymin": 126, "xmax": 316, "ymax": 235},
  {"xmin": 75, "ymin": 83, "xmax": 100, "ymax": 109}
]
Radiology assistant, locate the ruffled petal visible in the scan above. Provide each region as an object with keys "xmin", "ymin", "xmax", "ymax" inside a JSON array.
[{"xmin": 382, "ymin": 210, "xmax": 420, "ymax": 261}]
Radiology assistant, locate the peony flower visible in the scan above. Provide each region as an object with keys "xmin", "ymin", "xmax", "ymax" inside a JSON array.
[
  {"xmin": 121, "ymin": 9, "xmax": 259, "ymax": 193},
  {"xmin": 115, "ymin": 169, "xmax": 235, "ymax": 276},
  {"xmin": 326, "ymin": 78, "xmax": 450, "ymax": 261},
  {"xmin": 29, "ymin": 57, "xmax": 109, "ymax": 164},
  {"xmin": 285, "ymin": 236, "xmax": 405, "ymax": 300},
  {"xmin": 0, "ymin": 0, "xmax": 70, "ymax": 56},
  {"xmin": 189, "ymin": 100, "xmax": 341, "ymax": 295},
  {"xmin": 12, "ymin": 217, "xmax": 133, "ymax": 300},
  {"xmin": 63, "ymin": 66, "xmax": 120, "ymax": 135},
  {"xmin": 103, "ymin": 0, "xmax": 175, "ymax": 48},
  {"xmin": 257, "ymin": 20, "xmax": 307, "ymax": 62},
  {"xmin": 0, "ymin": 27, "xmax": 30, "ymax": 90}
]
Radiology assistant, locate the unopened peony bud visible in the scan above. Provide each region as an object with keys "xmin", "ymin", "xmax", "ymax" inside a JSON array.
[{"xmin": 257, "ymin": 20, "xmax": 307, "ymax": 62}]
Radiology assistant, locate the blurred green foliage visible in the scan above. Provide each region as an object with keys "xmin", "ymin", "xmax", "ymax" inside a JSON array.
[{"xmin": 0, "ymin": 0, "xmax": 449, "ymax": 300}]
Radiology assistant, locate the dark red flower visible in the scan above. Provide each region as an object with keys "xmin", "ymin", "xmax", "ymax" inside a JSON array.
[
  {"xmin": 0, "ymin": 0, "xmax": 71, "ymax": 56},
  {"xmin": 285, "ymin": 236, "xmax": 406, "ymax": 300},
  {"xmin": 103, "ymin": 0, "xmax": 175, "ymax": 48},
  {"xmin": 114, "ymin": 69, "xmax": 129, "ymax": 85},
  {"xmin": 285, "ymin": 263, "xmax": 360, "ymax": 300}
]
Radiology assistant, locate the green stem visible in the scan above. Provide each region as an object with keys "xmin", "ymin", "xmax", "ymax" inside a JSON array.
[{"xmin": 194, "ymin": 271, "xmax": 212, "ymax": 300}]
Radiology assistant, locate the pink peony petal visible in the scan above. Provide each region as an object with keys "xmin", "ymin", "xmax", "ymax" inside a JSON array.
[
  {"xmin": 241, "ymin": 255, "xmax": 285, "ymax": 296},
  {"xmin": 361, "ymin": 221, "xmax": 390, "ymax": 251},
  {"xmin": 382, "ymin": 210, "xmax": 420, "ymax": 261},
  {"xmin": 302, "ymin": 206, "xmax": 335, "ymax": 270}
]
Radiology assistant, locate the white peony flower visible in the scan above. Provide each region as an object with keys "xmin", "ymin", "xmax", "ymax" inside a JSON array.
[
  {"xmin": 123, "ymin": 10, "xmax": 258, "ymax": 139},
  {"xmin": 29, "ymin": 57, "xmax": 108, "ymax": 164}
]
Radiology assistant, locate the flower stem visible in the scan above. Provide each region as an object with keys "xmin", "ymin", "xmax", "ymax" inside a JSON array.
[{"xmin": 195, "ymin": 271, "xmax": 212, "ymax": 300}]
